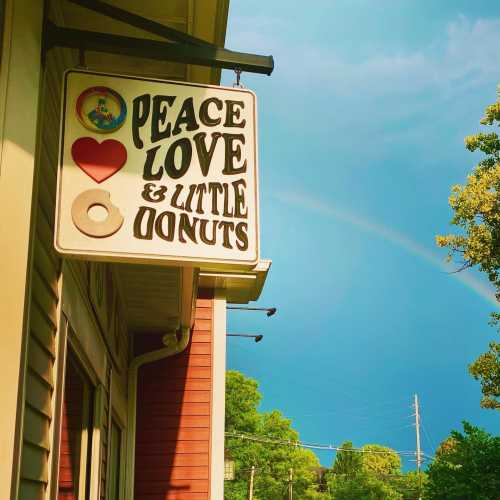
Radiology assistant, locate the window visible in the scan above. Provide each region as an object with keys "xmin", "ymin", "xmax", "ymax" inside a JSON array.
[
  {"xmin": 58, "ymin": 351, "xmax": 94, "ymax": 500},
  {"xmin": 108, "ymin": 418, "xmax": 123, "ymax": 500}
]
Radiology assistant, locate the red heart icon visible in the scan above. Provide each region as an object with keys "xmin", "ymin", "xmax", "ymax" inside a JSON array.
[{"xmin": 71, "ymin": 137, "xmax": 127, "ymax": 183}]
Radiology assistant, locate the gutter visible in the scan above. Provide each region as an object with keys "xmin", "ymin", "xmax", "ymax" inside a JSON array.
[{"xmin": 124, "ymin": 326, "xmax": 191, "ymax": 499}]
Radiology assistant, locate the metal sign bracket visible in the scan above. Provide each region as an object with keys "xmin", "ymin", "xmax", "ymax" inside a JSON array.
[{"xmin": 43, "ymin": 0, "xmax": 274, "ymax": 76}]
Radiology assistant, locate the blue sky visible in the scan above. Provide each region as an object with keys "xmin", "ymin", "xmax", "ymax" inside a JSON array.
[{"xmin": 222, "ymin": 0, "xmax": 500, "ymax": 467}]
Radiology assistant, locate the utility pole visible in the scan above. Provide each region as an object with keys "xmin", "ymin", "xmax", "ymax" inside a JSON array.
[
  {"xmin": 414, "ymin": 394, "xmax": 423, "ymax": 500},
  {"xmin": 248, "ymin": 465, "xmax": 255, "ymax": 500},
  {"xmin": 288, "ymin": 468, "xmax": 293, "ymax": 500}
]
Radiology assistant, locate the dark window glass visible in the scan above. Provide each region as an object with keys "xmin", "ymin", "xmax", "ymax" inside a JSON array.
[
  {"xmin": 108, "ymin": 419, "xmax": 122, "ymax": 500},
  {"xmin": 58, "ymin": 352, "xmax": 94, "ymax": 500}
]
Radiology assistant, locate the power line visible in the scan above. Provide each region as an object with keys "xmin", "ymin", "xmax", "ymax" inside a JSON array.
[
  {"xmin": 421, "ymin": 418, "xmax": 436, "ymax": 457},
  {"xmin": 225, "ymin": 431, "xmax": 425, "ymax": 459},
  {"xmin": 237, "ymin": 466, "xmax": 425, "ymax": 478}
]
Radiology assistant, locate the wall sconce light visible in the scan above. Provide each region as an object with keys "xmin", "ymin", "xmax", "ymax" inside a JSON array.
[
  {"xmin": 227, "ymin": 333, "xmax": 263, "ymax": 343},
  {"xmin": 227, "ymin": 306, "xmax": 277, "ymax": 317}
]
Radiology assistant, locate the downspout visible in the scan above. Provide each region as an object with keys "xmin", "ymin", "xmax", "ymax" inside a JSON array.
[{"xmin": 124, "ymin": 326, "xmax": 191, "ymax": 499}]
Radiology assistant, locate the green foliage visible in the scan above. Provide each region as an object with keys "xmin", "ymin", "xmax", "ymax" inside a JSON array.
[
  {"xmin": 436, "ymin": 84, "xmax": 500, "ymax": 409},
  {"xmin": 435, "ymin": 436, "xmax": 459, "ymax": 460},
  {"xmin": 328, "ymin": 472, "xmax": 403, "ymax": 500},
  {"xmin": 424, "ymin": 422, "xmax": 500, "ymax": 499},
  {"xmin": 224, "ymin": 370, "xmax": 328, "ymax": 499},
  {"xmin": 361, "ymin": 444, "xmax": 401, "ymax": 475},
  {"xmin": 390, "ymin": 471, "xmax": 427, "ymax": 500},
  {"xmin": 225, "ymin": 369, "xmax": 261, "ymax": 432},
  {"xmin": 326, "ymin": 443, "xmax": 421, "ymax": 499},
  {"xmin": 331, "ymin": 441, "xmax": 362, "ymax": 477},
  {"xmin": 468, "ymin": 341, "xmax": 500, "ymax": 409},
  {"xmin": 435, "ymin": 133, "xmax": 500, "ymax": 290}
]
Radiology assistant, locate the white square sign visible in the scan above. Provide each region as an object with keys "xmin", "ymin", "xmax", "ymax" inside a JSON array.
[{"xmin": 55, "ymin": 70, "xmax": 259, "ymax": 268}]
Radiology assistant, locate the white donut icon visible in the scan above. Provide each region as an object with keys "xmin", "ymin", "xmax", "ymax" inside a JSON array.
[{"xmin": 71, "ymin": 189, "xmax": 124, "ymax": 238}]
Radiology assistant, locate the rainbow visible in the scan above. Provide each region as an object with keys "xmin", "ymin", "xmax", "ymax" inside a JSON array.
[{"xmin": 275, "ymin": 190, "xmax": 498, "ymax": 308}]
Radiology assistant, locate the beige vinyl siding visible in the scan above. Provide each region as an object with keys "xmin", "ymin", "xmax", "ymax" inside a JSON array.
[{"xmin": 18, "ymin": 46, "xmax": 68, "ymax": 499}]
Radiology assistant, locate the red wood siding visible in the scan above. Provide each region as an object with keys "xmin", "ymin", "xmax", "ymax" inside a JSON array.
[
  {"xmin": 58, "ymin": 360, "xmax": 84, "ymax": 499},
  {"xmin": 135, "ymin": 291, "xmax": 214, "ymax": 500}
]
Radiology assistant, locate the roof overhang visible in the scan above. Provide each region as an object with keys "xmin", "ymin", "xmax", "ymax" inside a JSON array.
[{"xmin": 199, "ymin": 260, "xmax": 271, "ymax": 304}]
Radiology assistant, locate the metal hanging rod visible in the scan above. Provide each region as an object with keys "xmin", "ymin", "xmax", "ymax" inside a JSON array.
[{"xmin": 45, "ymin": 1, "xmax": 274, "ymax": 75}]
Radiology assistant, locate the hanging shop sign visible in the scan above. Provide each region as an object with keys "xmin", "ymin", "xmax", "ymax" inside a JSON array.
[{"xmin": 55, "ymin": 70, "xmax": 259, "ymax": 268}]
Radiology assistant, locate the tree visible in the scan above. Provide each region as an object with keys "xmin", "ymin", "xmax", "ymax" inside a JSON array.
[
  {"xmin": 329, "ymin": 473, "xmax": 403, "ymax": 500},
  {"xmin": 389, "ymin": 471, "xmax": 427, "ymax": 500},
  {"xmin": 224, "ymin": 370, "xmax": 328, "ymax": 499},
  {"xmin": 361, "ymin": 444, "xmax": 401, "ymax": 475},
  {"xmin": 435, "ymin": 436, "xmax": 458, "ymax": 458},
  {"xmin": 331, "ymin": 441, "xmax": 362, "ymax": 477},
  {"xmin": 424, "ymin": 422, "xmax": 500, "ymax": 499},
  {"xmin": 225, "ymin": 369, "xmax": 261, "ymax": 432},
  {"xmin": 327, "ymin": 443, "xmax": 403, "ymax": 499},
  {"xmin": 436, "ymin": 85, "xmax": 500, "ymax": 409},
  {"xmin": 468, "ymin": 341, "xmax": 500, "ymax": 409}
]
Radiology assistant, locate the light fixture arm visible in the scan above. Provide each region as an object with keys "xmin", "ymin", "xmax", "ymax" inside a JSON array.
[
  {"xmin": 227, "ymin": 306, "xmax": 277, "ymax": 317},
  {"xmin": 227, "ymin": 333, "xmax": 263, "ymax": 343}
]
